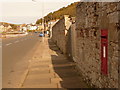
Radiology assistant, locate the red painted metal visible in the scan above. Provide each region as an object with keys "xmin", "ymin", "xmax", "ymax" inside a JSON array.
[{"xmin": 101, "ymin": 29, "xmax": 108, "ymax": 75}]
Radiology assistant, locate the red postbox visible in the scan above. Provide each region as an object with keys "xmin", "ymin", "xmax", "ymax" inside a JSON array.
[{"xmin": 101, "ymin": 29, "xmax": 108, "ymax": 75}]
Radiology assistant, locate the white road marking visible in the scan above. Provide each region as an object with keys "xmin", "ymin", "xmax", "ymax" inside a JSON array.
[
  {"xmin": 14, "ymin": 41, "xmax": 19, "ymax": 43},
  {"xmin": 6, "ymin": 43, "xmax": 12, "ymax": 46}
]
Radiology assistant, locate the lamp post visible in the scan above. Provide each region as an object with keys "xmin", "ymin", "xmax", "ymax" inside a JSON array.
[
  {"xmin": 32, "ymin": 0, "xmax": 45, "ymax": 32},
  {"xmin": 32, "ymin": 0, "xmax": 36, "ymax": 2}
]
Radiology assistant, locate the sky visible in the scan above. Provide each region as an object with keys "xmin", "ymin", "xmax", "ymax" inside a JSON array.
[{"xmin": 0, "ymin": 0, "xmax": 80, "ymax": 24}]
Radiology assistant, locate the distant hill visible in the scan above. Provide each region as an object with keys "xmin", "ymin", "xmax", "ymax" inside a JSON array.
[
  {"xmin": 36, "ymin": 2, "xmax": 78, "ymax": 24},
  {"xmin": 0, "ymin": 22, "xmax": 10, "ymax": 26},
  {"xmin": 0, "ymin": 22, "xmax": 19, "ymax": 29}
]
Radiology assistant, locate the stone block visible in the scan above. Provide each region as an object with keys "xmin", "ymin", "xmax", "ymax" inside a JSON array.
[
  {"xmin": 107, "ymin": 11, "xmax": 119, "ymax": 23},
  {"xmin": 107, "ymin": 3, "xmax": 117, "ymax": 13}
]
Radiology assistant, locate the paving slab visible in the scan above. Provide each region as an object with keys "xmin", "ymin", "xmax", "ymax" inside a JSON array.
[
  {"xmin": 50, "ymin": 60, "xmax": 70, "ymax": 64},
  {"xmin": 28, "ymin": 69, "xmax": 50, "ymax": 75},
  {"xmin": 58, "ymin": 77, "xmax": 89, "ymax": 88},
  {"xmin": 29, "ymin": 63, "xmax": 50, "ymax": 67},
  {"xmin": 51, "ymin": 77, "xmax": 63, "ymax": 84},
  {"xmin": 30, "ymin": 67, "xmax": 51, "ymax": 71},
  {"xmin": 29, "ymin": 59, "xmax": 52, "ymax": 63},
  {"xmin": 29, "ymin": 64, "xmax": 49, "ymax": 69},
  {"xmin": 53, "ymin": 69, "xmax": 79, "ymax": 78},
  {"xmin": 30, "ymin": 61, "xmax": 52, "ymax": 64},
  {"xmin": 23, "ymin": 76, "xmax": 51, "ymax": 86},
  {"xmin": 27, "ymin": 73, "xmax": 55, "ymax": 79},
  {"xmin": 22, "ymin": 83, "xmax": 58, "ymax": 88}
]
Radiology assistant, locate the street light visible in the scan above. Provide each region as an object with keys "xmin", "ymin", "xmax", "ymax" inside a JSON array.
[{"xmin": 32, "ymin": 0, "xmax": 45, "ymax": 34}]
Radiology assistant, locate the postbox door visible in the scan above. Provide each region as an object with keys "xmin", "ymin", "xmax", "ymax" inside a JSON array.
[{"xmin": 101, "ymin": 29, "xmax": 108, "ymax": 75}]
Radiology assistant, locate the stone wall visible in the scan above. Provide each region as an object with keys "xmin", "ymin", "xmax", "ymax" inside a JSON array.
[
  {"xmin": 52, "ymin": 15, "xmax": 72, "ymax": 54},
  {"xmin": 66, "ymin": 17, "xmax": 77, "ymax": 61},
  {"xmin": 74, "ymin": 2, "xmax": 120, "ymax": 88}
]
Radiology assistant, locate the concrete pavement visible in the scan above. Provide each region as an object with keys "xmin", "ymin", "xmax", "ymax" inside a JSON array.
[{"xmin": 21, "ymin": 37, "xmax": 90, "ymax": 89}]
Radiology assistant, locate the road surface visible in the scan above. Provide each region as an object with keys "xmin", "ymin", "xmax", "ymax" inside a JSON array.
[{"xmin": 2, "ymin": 32, "xmax": 42, "ymax": 88}]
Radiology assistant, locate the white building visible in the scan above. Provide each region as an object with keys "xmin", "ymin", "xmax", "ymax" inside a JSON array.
[
  {"xmin": 22, "ymin": 27, "xmax": 27, "ymax": 32},
  {"xmin": 27, "ymin": 25, "xmax": 37, "ymax": 31},
  {"xmin": 0, "ymin": 25, "xmax": 5, "ymax": 33},
  {"xmin": 0, "ymin": 24, "xmax": 12, "ymax": 33}
]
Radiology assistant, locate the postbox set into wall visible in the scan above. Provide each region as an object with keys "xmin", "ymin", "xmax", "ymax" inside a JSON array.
[{"xmin": 101, "ymin": 29, "xmax": 108, "ymax": 75}]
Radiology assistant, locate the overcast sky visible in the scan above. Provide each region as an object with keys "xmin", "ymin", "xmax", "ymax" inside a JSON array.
[{"xmin": 0, "ymin": 0, "xmax": 80, "ymax": 24}]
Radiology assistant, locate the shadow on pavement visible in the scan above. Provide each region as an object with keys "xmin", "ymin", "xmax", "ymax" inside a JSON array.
[{"xmin": 48, "ymin": 38, "xmax": 91, "ymax": 89}]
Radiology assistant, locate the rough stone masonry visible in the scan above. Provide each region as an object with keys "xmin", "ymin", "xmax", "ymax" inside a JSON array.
[{"xmin": 74, "ymin": 2, "xmax": 120, "ymax": 88}]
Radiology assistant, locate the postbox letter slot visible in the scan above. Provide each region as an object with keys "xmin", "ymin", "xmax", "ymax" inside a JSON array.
[
  {"xmin": 103, "ymin": 46, "xmax": 106, "ymax": 58},
  {"xmin": 101, "ymin": 36, "xmax": 107, "ymax": 38}
]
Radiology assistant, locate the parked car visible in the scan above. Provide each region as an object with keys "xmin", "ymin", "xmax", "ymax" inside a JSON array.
[{"xmin": 39, "ymin": 32, "xmax": 44, "ymax": 37}]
